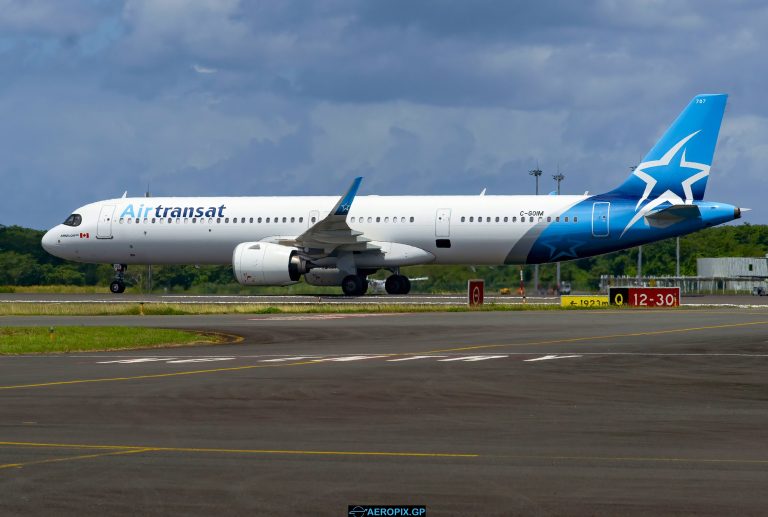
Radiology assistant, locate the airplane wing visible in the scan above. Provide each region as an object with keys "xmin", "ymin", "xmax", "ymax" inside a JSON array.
[
  {"xmin": 279, "ymin": 177, "xmax": 378, "ymax": 255},
  {"xmin": 644, "ymin": 204, "xmax": 701, "ymax": 229}
]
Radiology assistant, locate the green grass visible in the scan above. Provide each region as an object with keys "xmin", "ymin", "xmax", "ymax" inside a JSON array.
[
  {"xmin": 0, "ymin": 327, "xmax": 220, "ymax": 354},
  {"xmin": 0, "ymin": 301, "xmax": 623, "ymax": 317}
]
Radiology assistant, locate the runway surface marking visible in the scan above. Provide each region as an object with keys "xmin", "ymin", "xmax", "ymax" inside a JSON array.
[
  {"xmin": 423, "ymin": 320, "xmax": 768, "ymax": 354},
  {"xmin": 3, "ymin": 441, "xmax": 768, "ymax": 469},
  {"xmin": 0, "ymin": 441, "xmax": 478, "ymax": 465},
  {"xmin": 2, "ymin": 320, "xmax": 768, "ymax": 390},
  {"xmin": 85, "ymin": 351, "xmax": 768, "ymax": 367},
  {"xmin": 524, "ymin": 354, "xmax": 582, "ymax": 362},
  {"xmin": 0, "ymin": 448, "xmax": 153, "ymax": 470},
  {"xmin": 248, "ymin": 314, "xmax": 404, "ymax": 321}
]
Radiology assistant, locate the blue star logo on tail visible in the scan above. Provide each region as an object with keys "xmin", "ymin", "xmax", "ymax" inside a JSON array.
[{"xmin": 621, "ymin": 131, "xmax": 710, "ymax": 237}]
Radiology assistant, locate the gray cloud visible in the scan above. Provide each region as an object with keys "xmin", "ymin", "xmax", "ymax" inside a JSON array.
[{"xmin": 0, "ymin": 0, "xmax": 766, "ymax": 229}]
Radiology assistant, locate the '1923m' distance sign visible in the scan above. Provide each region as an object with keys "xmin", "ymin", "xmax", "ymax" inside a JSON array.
[{"xmin": 468, "ymin": 279, "xmax": 484, "ymax": 307}]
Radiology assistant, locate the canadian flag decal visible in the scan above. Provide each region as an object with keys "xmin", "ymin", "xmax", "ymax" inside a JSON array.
[{"xmin": 79, "ymin": 233, "xmax": 90, "ymax": 239}]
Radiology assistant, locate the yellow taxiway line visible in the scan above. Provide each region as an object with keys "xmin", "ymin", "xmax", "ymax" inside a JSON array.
[{"xmin": 0, "ymin": 320, "xmax": 767, "ymax": 390}]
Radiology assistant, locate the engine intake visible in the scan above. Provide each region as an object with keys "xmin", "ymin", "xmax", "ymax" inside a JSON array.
[{"xmin": 232, "ymin": 242, "xmax": 309, "ymax": 286}]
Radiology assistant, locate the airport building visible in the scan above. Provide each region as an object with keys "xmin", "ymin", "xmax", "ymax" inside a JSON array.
[{"xmin": 599, "ymin": 256, "xmax": 768, "ymax": 294}]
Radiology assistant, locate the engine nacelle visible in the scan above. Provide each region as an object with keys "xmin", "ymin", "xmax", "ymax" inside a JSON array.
[
  {"xmin": 232, "ymin": 242, "xmax": 309, "ymax": 286},
  {"xmin": 304, "ymin": 268, "xmax": 348, "ymax": 287}
]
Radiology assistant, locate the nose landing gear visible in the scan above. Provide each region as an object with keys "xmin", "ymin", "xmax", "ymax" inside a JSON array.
[{"xmin": 110, "ymin": 264, "xmax": 127, "ymax": 294}]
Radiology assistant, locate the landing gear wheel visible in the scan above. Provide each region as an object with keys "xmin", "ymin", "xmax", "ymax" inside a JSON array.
[
  {"xmin": 110, "ymin": 264, "xmax": 128, "ymax": 294},
  {"xmin": 385, "ymin": 274, "xmax": 411, "ymax": 295},
  {"xmin": 341, "ymin": 274, "xmax": 367, "ymax": 296}
]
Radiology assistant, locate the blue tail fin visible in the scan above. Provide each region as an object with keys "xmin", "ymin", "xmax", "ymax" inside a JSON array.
[{"xmin": 610, "ymin": 94, "xmax": 727, "ymax": 205}]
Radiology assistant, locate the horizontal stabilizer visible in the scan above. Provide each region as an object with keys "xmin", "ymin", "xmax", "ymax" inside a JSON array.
[{"xmin": 644, "ymin": 204, "xmax": 701, "ymax": 228}]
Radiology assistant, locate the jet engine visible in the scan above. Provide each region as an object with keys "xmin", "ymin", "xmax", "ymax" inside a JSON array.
[{"xmin": 232, "ymin": 242, "xmax": 310, "ymax": 286}]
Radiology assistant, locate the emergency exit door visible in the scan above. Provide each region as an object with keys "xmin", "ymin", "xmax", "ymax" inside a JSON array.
[
  {"xmin": 435, "ymin": 208, "xmax": 451, "ymax": 237},
  {"xmin": 97, "ymin": 205, "xmax": 115, "ymax": 239},
  {"xmin": 591, "ymin": 202, "xmax": 610, "ymax": 237}
]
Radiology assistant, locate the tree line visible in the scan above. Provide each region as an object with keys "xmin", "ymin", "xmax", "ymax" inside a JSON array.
[{"xmin": 2, "ymin": 223, "xmax": 767, "ymax": 293}]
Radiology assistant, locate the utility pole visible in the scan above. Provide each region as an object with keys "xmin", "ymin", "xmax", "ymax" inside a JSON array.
[
  {"xmin": 529, "ymin": 166, "xmax": 543, "ymax": 293},
  {"xmin": 631, "ymin": 165, "xmax": 644, "ymax": 286},
  {"xmin": 676, "ymin": 236, "xmax": 680, "ymax": 287},
  {"xmin": 145, "ymin": 186, "xmax": 152, "ymax": 294},
  {"xmin": 552, "ymin": 169, "xmax": 565, "ymax": 292}
]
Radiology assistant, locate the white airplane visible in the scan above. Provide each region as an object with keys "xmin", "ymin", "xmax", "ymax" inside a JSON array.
[{"xmin": 42, "ymin": 94, "xmax": 743, "ymax": 295}]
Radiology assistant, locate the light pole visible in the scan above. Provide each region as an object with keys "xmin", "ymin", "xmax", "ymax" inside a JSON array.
[
  {"xmin": 628, "ymin": 166, "xmax": 643, "ymax": 286},
  {"xmin": 552, "ymin": 171, "xmax": 565, "ymax": 291},
  {"xmin": 529, "ymin": 167, "xmax": 543, "ymax": 293},
  {"xmin": 146, "ymin": 187, "xmax": 152, "ymax": 293}
]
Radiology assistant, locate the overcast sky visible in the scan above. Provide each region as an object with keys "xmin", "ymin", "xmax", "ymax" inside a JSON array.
[{"xmin": 2, "ymin": 0, "xmax": 767, "ymax": 229}]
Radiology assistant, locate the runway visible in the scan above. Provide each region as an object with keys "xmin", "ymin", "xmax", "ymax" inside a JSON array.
[
  {"xmin": 2, "ymin": 309, "xmax": 768, "ymax": 515},
  {"xmin": 1, "ymin": 292, "xmax": 767, "ymax": 307}
]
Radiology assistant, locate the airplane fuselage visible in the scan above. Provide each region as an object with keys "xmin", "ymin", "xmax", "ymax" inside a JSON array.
[{"xmin": 42, "ymin": 193, "xmax": 738, "ymax": 267}]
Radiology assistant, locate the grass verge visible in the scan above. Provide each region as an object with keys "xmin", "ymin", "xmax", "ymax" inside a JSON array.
[
  {"xmin": 0, "ymin": 302, "xmax": 615, "ymax": 316},
  {"xmin": 0, "ymin": 327, "xmax": 222, "ymax": 354}
]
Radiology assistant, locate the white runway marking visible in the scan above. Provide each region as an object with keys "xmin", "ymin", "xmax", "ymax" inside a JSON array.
[
  {"xmin": 97, "ymin": 358, "xmax": 177, "ymax": 364},
  {"xmin": 387, "ymin": 355, "xmax": 449, "ymax": 362},
  {"xmin": 317, "ymin": 355, "xmax": 390, "ymax": 362},
  {"xmin": 166, "ymin": 357, "xmax": 235, "ymax": 364},
  {"xmin": 524, "ymin": 354, "xmax": 582, "ymax": 362},
  {"xmin": 438, "ymin": 355, "xmax": 509, "ymax": 362},
  {"xmin": 258, "ymin": 356, "xmax": 318, "ymax": 362}
]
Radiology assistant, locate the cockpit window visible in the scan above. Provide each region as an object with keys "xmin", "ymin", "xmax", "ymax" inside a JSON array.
[{"xmin": 63, "ymin": 214, "xmax": 82, "ymax": 227}]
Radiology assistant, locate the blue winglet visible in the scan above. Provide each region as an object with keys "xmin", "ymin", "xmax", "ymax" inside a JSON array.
[{"xmin": 333, "ymin": 177, "xmax": 362, "ymax": 216}]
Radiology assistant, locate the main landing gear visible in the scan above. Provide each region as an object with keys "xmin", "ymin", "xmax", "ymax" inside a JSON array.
[
  {"xmin": 110, "ymin": 264, "xmax": 127, "ymax": 294},
  {"xmin": 341, "ymin": 274, "xmax": 368, "ymax": 297},
  {"xmin": 385, "ymin": 274, "xmax": 411, "ymax": 295}
]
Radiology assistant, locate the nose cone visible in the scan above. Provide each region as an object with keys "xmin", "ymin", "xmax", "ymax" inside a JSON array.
[{"xmin": 41, "ymin": 229, "xmax": 58, "ymax": 255}]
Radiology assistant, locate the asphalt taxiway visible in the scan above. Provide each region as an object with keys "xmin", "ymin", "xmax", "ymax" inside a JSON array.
[{"xmin": 2, "ymin": 309, "xmax": 768, "ymax": 515}]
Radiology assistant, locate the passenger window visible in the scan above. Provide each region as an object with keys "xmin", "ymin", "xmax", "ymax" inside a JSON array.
[
  {"xmin": 299, "ymin": 217, "xmax": 303, "ymax": 223},
  {"xmin": 192, "ymin": 218, "xmax": 197, "ymax": 223},
  {"xmin": 350, "ymin": 217, "xmax": 355, "ymax": 223},
  {"xmin": 512, "ymin": 217, "xmax": 516, "ymax": 222},
  {"xmin": 249, "ymin": 217, "xmax": 253, "ymax": 223},
  {"xmin": 529, "ymin": 217, "xmax": 533, "ymax": 222},
  {"xmin": 547, "ymin": 217, "xmax": 551, "ymax": 222},
  {"xmin": 556, "ymin": 217, "xmax": 560, "ymax": 222},
  {"xmin": 311, "ymin": 217, "xmax": 316, "ymax": 223},
  {"xmin": 152, "ymin": 218, "xmax": 156, "ymax": 224},
  {"xmin": 384, "ymin": 217, "xmax": 389, "ymax": 223},
  {"xmin": 282, "ymin": 217, "xmax": 287, "ymax": 223},
  {"xmin": 290, "ymin": 217, "xmax": 295, "ymax": 223},
  {"xmin": 409, "ymin": 217, "xmax": 414, "ymax": 223},
  {"xmin": 376, "ymin": 217, "xmax": 381, "ymax": 223},
  {"xmin": 503, "ymin": 217, "xmax": 508, "ymax": 222},
  {"xmin": 461, "ymin": 216, "xmax": 465, "ymax": 222},
  {"xmin": 233, "ymin": 218, "xmax": 237, "ymax": 223},
  {"xmin": 225, "ymin": 218, "xmax": 229, "ymax": 223},
  {"xmin": 564, "ymin": 216, "xmax": 569, "ymax": 222},
  {"xmin": 119, "ymin": 218, "xmax": 124, "ymax": 224},
  {"xmin": 574, "ymin": 216, "xmax": 578, "ymax": 223},
  {"xmin": 538, "ymin": 217, "xmax": 542, "ymax": 222},
  {"xmin": 136, "ymin": 218, "xmax": 140, "ymax": 224},
  {"xmin": 367, "ymin": 217, "xmax": 372, "ymax": 223},
  {"xmin": 401, "ymin": 217, "xmax": 406, "ymax": 223},
  {"xmin": 469, "ymin": 217, "xmax": 474, "ymax": 222},
  {"xmin": 487, "ymin": 217, "xmax": 491, "ymax": 222},
  {"xmin": 266, "ymin": 217, "xmax": 270, "ymax": 223}
]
